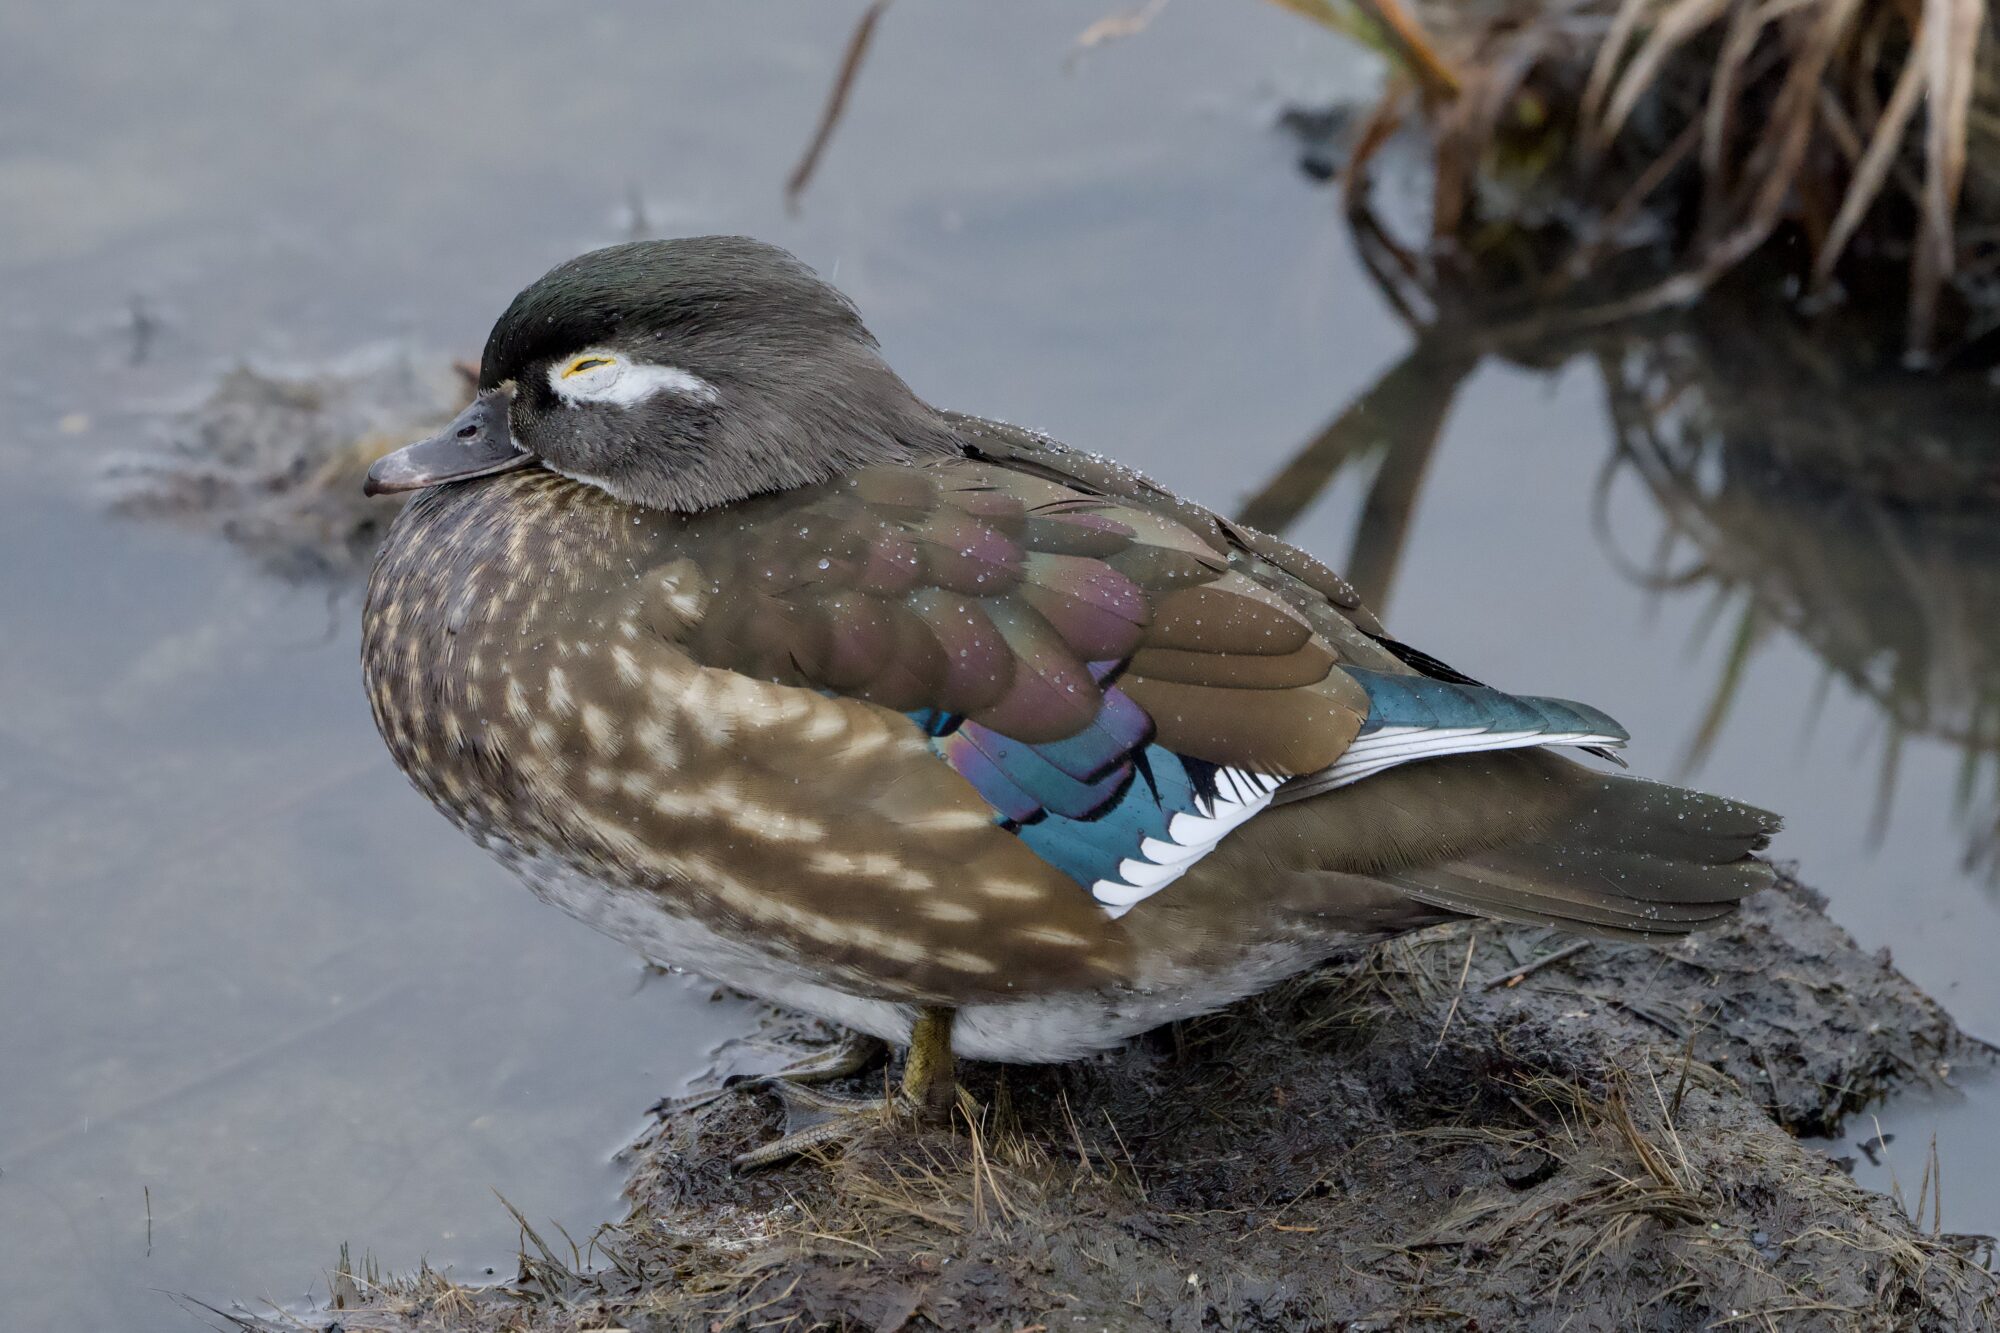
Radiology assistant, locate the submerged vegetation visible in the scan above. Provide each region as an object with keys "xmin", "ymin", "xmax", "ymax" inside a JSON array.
[{"xmin": 98, "ymin": 352, "xmax": 464, "ymax": 587}]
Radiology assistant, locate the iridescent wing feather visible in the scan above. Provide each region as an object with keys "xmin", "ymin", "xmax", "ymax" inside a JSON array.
[{"xmin": 670, "ymin": 430, "xmax": 1626, "ymax": 916}]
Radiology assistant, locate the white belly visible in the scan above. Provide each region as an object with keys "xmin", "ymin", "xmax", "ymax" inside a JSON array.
[{"xmin": 506, "ymin": 852, "xmax": 1320, "ymax": 1063}]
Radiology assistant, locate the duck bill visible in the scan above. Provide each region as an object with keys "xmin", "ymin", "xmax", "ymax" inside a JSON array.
[{"xmin": 364, "ymin": 392, "xmax": 536, "ymax": 495}]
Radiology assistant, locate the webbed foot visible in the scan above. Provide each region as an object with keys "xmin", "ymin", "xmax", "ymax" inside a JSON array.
[
  {"xmin": 733, "ymin": 1006, "xmax": 958, "ymax": 1170},
  {"xmin": 650, "ymin": 1027, "xmax": 885, "ymax": 1120},
  {"xmin": 730, "ymin": 1081, "xmax": 902, "ymax": 1169}
]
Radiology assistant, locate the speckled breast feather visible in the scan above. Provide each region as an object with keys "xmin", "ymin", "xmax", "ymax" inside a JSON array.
[
  {"xmin": 360, "ymin": 423, "xmax": 1409, "ymax": 999},
  {"xmin": 362, "ymin": 420, "xmax": 1759, "ymax": 1012}
]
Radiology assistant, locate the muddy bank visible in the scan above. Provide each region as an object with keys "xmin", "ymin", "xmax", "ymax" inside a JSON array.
[{"xmin": 262, "ymin": 873, "xmax": 1995, "ymax": 1332}]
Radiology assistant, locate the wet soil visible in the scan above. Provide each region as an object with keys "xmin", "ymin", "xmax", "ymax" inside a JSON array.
[{"xmin": 281, "ymin": 873, "xmax": 1997, "ymax": 1332}]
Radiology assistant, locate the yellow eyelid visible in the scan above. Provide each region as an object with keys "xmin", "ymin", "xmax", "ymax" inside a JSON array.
[{"xmin": 562, "ymin": 355, "xmax": 616, "ymax": 378}]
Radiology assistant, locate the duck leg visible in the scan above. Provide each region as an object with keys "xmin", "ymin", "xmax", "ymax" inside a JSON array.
[
  {"xmin": 733, "ymin": 1006, "xmax": 958, "ymax": 1170},
  {"xmin": 900, "ymin": 1005, "xmax": 958, "ymax": 1121}
]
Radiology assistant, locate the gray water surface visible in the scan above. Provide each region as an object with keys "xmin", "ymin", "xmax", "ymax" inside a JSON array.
[{"xmin": 2, "ymin": 4, "xmax": 1994, "ymax": 1327}]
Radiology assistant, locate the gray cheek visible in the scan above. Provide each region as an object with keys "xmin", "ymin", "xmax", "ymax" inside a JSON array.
[{"xmin": 533, "ymin": 409, "xmax": 616, "ymax": 469}]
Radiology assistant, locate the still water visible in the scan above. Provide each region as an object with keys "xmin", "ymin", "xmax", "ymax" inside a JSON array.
[{"xmin": 1, "ymin": 3, "xmax": 1993, "ymax": 1326}]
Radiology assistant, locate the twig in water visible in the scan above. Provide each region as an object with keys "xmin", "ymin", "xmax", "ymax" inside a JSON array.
[
  {"xmin": 785, "ymin": 0, "xmax": 891, "ymax": 214},
  {"xmin": 1352, "ymin": 0, "xmax": 1461, "ymax": 101},
  {"xmin": 1071, "ymin": 0, "xmax": 1171, "ymax": 65}
]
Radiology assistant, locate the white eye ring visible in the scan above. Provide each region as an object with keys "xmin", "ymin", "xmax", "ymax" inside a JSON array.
[{"xmin": 547, "ymin": 349, "xmax": 719, "ymax": 408}]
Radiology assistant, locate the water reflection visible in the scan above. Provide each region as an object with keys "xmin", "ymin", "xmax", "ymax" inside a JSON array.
[
  {"xmin": 1239, "ymin": 205, "xmax": 2000, "ymax": 879},
  {"xmin": 1598, "ymin": 309, "xmax": 2000, "ymax": 878}
]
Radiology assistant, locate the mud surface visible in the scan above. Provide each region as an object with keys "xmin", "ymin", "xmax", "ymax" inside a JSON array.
[{"xmin": 277, "ymin": 875, "xmax": 1996, "ymax": 1332}]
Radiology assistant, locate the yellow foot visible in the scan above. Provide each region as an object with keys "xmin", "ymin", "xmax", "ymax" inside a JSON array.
[
  {"xmin": 731, "ymin": 1081, "xmax": 907, "ymax": 1170},
  {"xmin": 733, "ymin": 1005, "xmax": 959, "ymax": 1171}
]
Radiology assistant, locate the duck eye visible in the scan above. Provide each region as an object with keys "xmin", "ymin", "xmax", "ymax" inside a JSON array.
[{"xmin": 561, "ymin": 354, "xmax": 616, "ymax": 379}]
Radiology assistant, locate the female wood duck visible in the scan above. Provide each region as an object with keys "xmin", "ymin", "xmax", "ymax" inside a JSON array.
[{"xmin": 361, "ymin": 236, "xmax": 1778, "ymax": 1164}]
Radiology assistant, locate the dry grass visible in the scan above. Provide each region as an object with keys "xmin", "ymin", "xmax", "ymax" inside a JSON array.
[{"xmin": 1288, "ymin": 0, "xmax": 1998, "ymax": 357}]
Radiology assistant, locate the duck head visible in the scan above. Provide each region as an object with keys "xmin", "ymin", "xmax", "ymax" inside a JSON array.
[{"xmin": 366, "ymin": 236, "xmax": 957, "ymax": 510}]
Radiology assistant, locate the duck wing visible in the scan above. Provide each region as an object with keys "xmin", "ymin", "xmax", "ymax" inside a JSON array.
[{"xmin": 669, "ymin": 427, "xmax": 1667, "ymax": 922}]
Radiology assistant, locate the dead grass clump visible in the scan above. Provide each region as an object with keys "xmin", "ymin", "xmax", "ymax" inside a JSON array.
[
  {"xmin": 1414, "ymin": 1066, "xmax": 1726, "ymax": 1281},
  {"xmin": 1291, "ymin": 0, "xmax": 1999, "ymax": 358}
]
